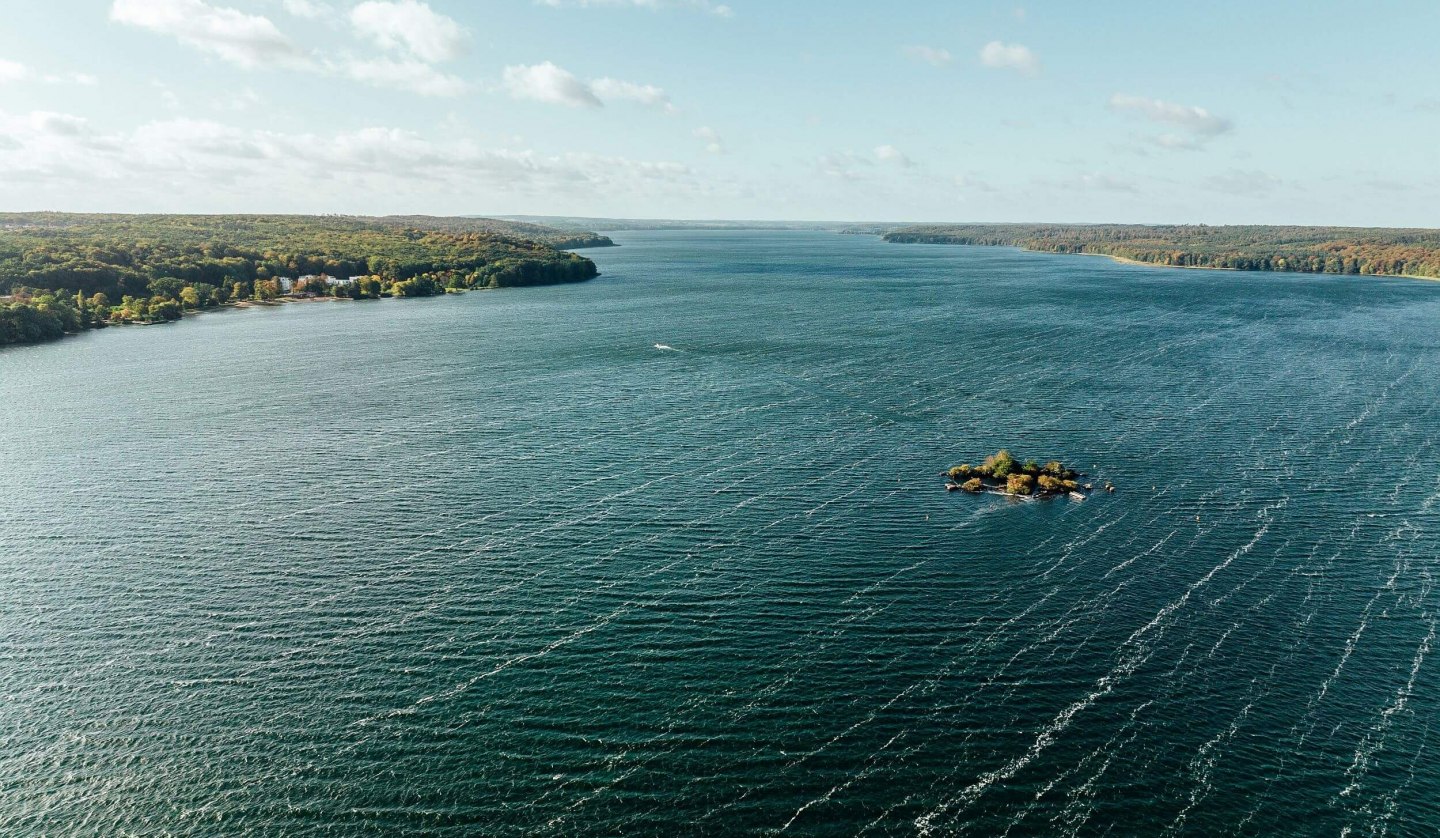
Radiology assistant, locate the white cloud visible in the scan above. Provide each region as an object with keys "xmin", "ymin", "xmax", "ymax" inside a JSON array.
[
  {"xmin": 693, "ymin": 126, "xmax": 723, "ymax": 154},
  {"xmin": 502, "ymin": 62, "xmax": 602, "ymax": 108},
  {"xmin": 30, "ymin": 112, "xmax": 90, "ymax": 136},
  {"xmin": 874, "ymin": 144, "xmax": 913, "ymax": 167},
  {"xmin": 979, "ymin": 41, "xmax": 1039, "ymax": 76},
  {"xmin": 350, "ymin": 1, "xmax": 467, "ymax": 62},
  {"xmin": 46, "ymin": 72, "xmax": 100, "ymax": 85},
  {"xmin": 2, "ymin": 61, "xmax": 98, "ymax": 86},
  {"xmin": 1109, "ymin": 94, "xmax": 1232, "ymax": 138},
  {"xmin": 501, "ymin": 62, "xmax": 672, "ymax": 110},
  {"xmin": 817, "ymin": 151, "xmax": 875, "ymax": 181},
  {"xmin": 902, "ymin": 45, "xmax": 953, "ymax": 67},
  {"xmin": 1045, "ymin": 172, "xmax": 1138, "ymax": 193},
  {"xmin": 535, "ymin": 0, "xmax": 733, "ymax": 16},
  {"xmin": 282, "ymin": 0, "xmax": 332, "ymax": 19},
  {"xmin": 590, "ymin": 78, "xmax": 673, "ymax": 111},
  {"xmin": 110, "ymin": 0, "xmax": 469, "ymax": 97},
  {"xmin": 110, "ymin": 0, "xmax": 311, "ymax": 69},
  {"xmin": 152, "ymin": 80, "xmax": 183, "ymax": 110},
  {"xmin": 1150, "ymin": 133, "xmax": 1199, "ymax": 151},
  {"xmin": 954, "ymin": 174, "xmax": 997, "ymax": 193},
  {"xmin": 343, "ymin": 57, "xmax": 468, "ymax": 97},
  {"xmin": 0, "ymin": 109, "xmax": 701, "ymax": 209},
  {"xmin": 1204, "ymin": 169, "xmax": 1281, "ymax": 196},
  {"xmin": 218, "ymin": 86, "xmax": 264, "ymax": 112},
  {"xmin": 0, "ymin": 59, "xmax": 31, "ymax": 83}
]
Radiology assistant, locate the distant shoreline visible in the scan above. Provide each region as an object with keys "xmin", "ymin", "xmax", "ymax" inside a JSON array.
[
  {"xmin": 883, "ymin": 223, "xmax": 1440, "ymax": 284},
  {"xmin": 1070, "ymin": 249, "xmax": 1438, "ymax": 282}
]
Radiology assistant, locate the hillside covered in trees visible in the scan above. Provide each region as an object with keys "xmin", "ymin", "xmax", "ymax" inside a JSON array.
[
  {"xmin": 883, "ymin": 224, "xmax": 1440, "ymax": 279},
  {"xmin": 0, "ymin": 213, "xmax": 603, "ymax": 347},
  {"xmin": 386, "ymin": 216, "xmax": 614, "ymax": 250}
]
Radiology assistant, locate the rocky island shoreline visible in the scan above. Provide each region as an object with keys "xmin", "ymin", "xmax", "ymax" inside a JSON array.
[{"xmin": 945, "ymin": 450, "xmax": 1112, "ymax": 498}]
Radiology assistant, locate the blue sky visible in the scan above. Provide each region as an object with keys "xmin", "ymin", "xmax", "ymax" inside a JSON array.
[{"xmin": 1, "ymin": 0, "xmax": 1437, "ymax": 223}]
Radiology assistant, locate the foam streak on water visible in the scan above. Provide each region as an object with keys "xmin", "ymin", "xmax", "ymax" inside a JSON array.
[{"xmin": 2, "ymin": 231, "xmax": 1439, "ymax": 835}]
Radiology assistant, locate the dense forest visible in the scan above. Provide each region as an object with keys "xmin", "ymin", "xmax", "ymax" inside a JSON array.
[
  {"xmin": 883, "ymin": 224, "xmax": 1440, "ymax": 279},
  {"xmin": 380, "ymin": 216, "xmax": 614, "ymax": 250},
  {"xmin": 0, "ymin": 213, "xmax": 603, "ymax": 347}
]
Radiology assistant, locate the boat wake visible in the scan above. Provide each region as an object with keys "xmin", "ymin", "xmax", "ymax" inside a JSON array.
[{"xmin": 654, "ymin": 343, "xmax": 679, "ymax": 351}]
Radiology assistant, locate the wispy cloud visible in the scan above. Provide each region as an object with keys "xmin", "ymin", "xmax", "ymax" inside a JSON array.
[
  {"xmin": 281, "ymin": 0, "xmax": 333, "ymax": 19},
  {"xmin": 110, "ymin": 0, "xmax": 472, "ymax": 97},
  {"xmin": 0, "ymin": 108, "xmax": 700, "ymax": 208},
  {"xmin": 1204, "ymin": 169, "xmax": 1281, "ymax": 196},
  {"xmin": 1109, "ymin": 94, "xmax": 1233, "ymax": 141},
  {"xmin": 1045, "ymin": 172, "xmax": 1138, "ymax": 193},
  {"xmin": 53, "ymin": 72, "xmax": 99, "ymax": 86},
  {"xmin": 979, "ymin": 41, "xmax": 1039, "ymax": 76},
  {"xmin": 0, "ymin": 61, "xmax": 97, "ymax": 86},
  {"xmin": 902, "ymin": 45, "xmax": 953, "ymax": 67},
  {"xmin": 350, "ymin": 1, "xmax": 468, "ymax": 62},
  {"xmin": 817, "ymin": 151, "xmax": 874, "ymax": 181},
  {"xmin": 342, "ymin": 1, "xmax": 469, "ymax": 94},
  {"xmin": 693, "ymin": 126, "xmax": 723, "ymax": 154},
  {"xmin": 954, "ymin": 174, "xmax": 997, "ymax": 193},
  {"xmin": 502, "ymin": 62, "xmax": 673, "ymax": 111},
  {"xmin": 28, "ymin": 111, "xmax": 92, "ymax": 137},
  {"xmin": 502, "ymin": 62, "xmax": 603, "ymax": 108},
  {"xmin": 0, "ymin": 59, "xmax": 31, "ymax": 83},
  {"xmin": 534, "ymin": 0, "xmax": 733, "ymax": 17},
  {"xmin": 874, "ymin": 145, "xmax": 914, "ymax": 167},
  {"xmin": 343, "ymin": 57, "xmax": 468, "ymax": 97},
  {"xmin": 110, "ymin": 0, "xmax": 312, "ymax": 70},
  {"xmin": 591, "ymin": 78, "xmax": 674, "ymax": 112}
]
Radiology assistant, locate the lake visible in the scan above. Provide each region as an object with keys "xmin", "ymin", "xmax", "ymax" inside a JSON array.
[{"xmin": 2, "ymin": 230, "xmax": 1438, "ymax": 835}]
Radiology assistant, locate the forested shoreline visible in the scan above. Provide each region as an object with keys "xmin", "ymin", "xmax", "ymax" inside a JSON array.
[
  {"xmin": 883, "ymin": 224, "xmax": 1440, "ymax": 279},
  {"xmin": 0, "ymin": 214, "xmax": 604, "ymax": 347}
]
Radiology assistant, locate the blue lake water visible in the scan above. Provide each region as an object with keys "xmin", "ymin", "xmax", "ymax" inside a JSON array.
[{"xmin": 2, "ymin": 230, "xmax": 1438, "ymax": 835}]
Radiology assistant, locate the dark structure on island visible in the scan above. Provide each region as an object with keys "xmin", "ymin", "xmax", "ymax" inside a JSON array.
[{"xmin": 944, "ymin": 450, "xmax": 1112, "ymax": 498}]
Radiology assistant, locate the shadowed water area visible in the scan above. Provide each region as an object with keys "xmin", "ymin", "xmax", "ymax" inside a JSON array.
[{"xmin": 2, "ymin": 230, "xmax": 1438, "ymax": 835}]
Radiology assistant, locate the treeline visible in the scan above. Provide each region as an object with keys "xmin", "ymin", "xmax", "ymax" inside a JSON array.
[
  {"xmin": 377, "ymin": 215, "xmax": 615, "ymax": 250},
  {"xmin": 0, "ymin": 213, "xmax": 601, "ymax": 347},
  {"xmin": 883, "ymin": 224, "xmax": 1440, "ymax": 279}
]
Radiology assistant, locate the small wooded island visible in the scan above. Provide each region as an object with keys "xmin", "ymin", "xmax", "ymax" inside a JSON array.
[
  {"xmin": 0, "ymin": 213, "xmax": 612, "ymax": 347},
  {"xmin": 945, "ymin": 450, "xmax": 1105, "ymax": 498}
]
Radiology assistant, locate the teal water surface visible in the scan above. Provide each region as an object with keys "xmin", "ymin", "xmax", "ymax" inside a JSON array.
[{"xmin": 2, "ymin": 231, "xmax": 1438, "ymax": 835}]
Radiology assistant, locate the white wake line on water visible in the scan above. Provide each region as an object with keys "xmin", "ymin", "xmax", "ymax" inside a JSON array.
[
  {"xmin": 1339, "ymin": 616, "xmax": 1436, "ymax": 795},
  {"xmin": 533, "ymin": 447, "xmax": 921, "ymax": 826},
  {"xmin": 338, "ymin": 428, "xmax": 895, "ymax": 743},
  {"xmin": 843, "ymin": 386, "xmax": 1267, "ymax": 832},
  {"xmin": 551, "ymin": 465, "xmax": 927, "ymax": 831},
  {"xmin": 654, "ymin": 343, "xmax": 679, "ymax": 351},
  {"xmin": 914, "ymin": 497, "xmax": 1286, "ymax": 836}
]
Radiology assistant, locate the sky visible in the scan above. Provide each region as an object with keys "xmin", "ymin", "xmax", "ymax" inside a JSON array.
[{"xmin": 1, "ymin": 0, "xmax": 1438, "ymax": 224}]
